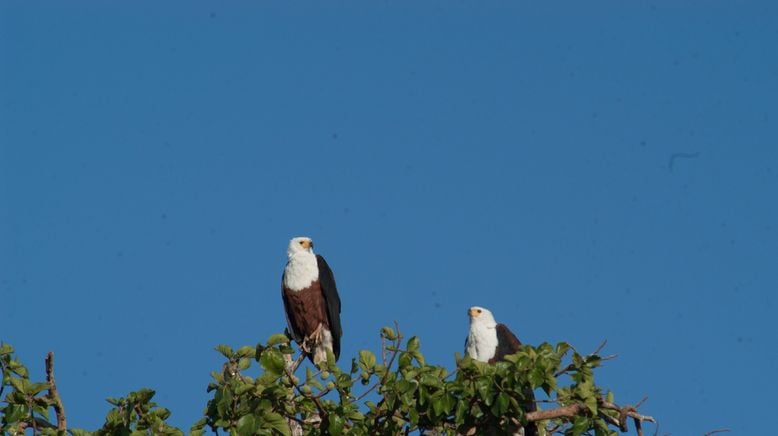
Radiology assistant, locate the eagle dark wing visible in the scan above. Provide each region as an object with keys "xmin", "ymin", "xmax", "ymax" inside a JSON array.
[
  {"xmin": 492, "ymin": 323, "xmax": 537, "ymax": 436},
  {"xmin": 316, "ymin": 254, "xmax": 342, "ymax": 359},
  {"xmin": 492, "ymin": 323, "xmax": 522, "ymax": 362}
]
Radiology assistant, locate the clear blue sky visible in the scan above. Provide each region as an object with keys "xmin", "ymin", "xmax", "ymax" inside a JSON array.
[{"xmin": 2, "ymin": 2, "xmax": 776, "ymax": 434}]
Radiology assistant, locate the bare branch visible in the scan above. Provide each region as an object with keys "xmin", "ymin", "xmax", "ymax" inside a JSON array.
[
  {"xmin": 703, "ymin": 429, "xmax": 731, "ymax": 436},
  {"xmin": 634, "ymin": 416, "xmax": 643, "ymax": 436},
  {"xmin": 526, "ymin": 403, "xmax": 588, "ymax": 422},
  {"xmin": 45, "ymin": 352, "xmax": 67, "ymax": 431},
  {"xmin": 592, "ymin": 340, "xmax": 608, "ymax": 355},
  {"xmin": 526, "ymin": 399, "xmax": 656, "ymax": 434},
  {"xmin": 290, "ymin": 352, "xmax": 306, "ymax": 374}
]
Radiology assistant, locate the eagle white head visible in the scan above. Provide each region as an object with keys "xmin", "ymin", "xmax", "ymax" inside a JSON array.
[
  {"xmin": 287, "ymin": 236, "xmax": 315, "ymax": 258},
  {"xmin": 468, "ymin": 306, "xmax": 497, "ymax": 329},
  {"xmin": 465, "ymin": 306, "xmax": 499, "ymax": 362},
  {"xmin": 284, "ymin": 236, "xmax": 319, "ymax": 291}
]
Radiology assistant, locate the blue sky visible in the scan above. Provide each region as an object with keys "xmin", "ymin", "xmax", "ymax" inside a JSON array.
[{"xmin": 2, "ymin": 2, "xmax": 776, "ymax": 434}]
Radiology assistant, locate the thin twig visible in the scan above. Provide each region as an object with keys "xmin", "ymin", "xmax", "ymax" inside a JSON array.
[
  {"xmin": 555, "ymin": 340, "xmax": 617, "ymax": 377},
  {"xmin": 634, "ymin": 416, "xmax": 644, "ymax": 436},
  {"xmin": 0, "ymin": 358, "xmax": 6, "ymax": 399},
  {"xmin": 703, "ymin": 429, "xmax": 731, "ymax": 436},
  {"xmin": 45, "ymin": 352, "xmax": 67, "ymax": 431},
  {"xmin": 598, "ymin": 410, "xmax": 621, "ymax": 427},
  {"xmin": 592, "ymin": 340, "xmax": 608, "ymax": 355},
  {"xmin": 381, "ymin": 330, "xmax": 387, "ymax": 366},
  {"xmin": 283, "ymin": 355, "xmax": 327, "ymax": 417},
  {"xmin": 30, "ymin": 403, "xmax": 38, "ymax": 435},
  {"xmin": 290, "ymin": 353, "xmax": 306, "ymax": 374}
]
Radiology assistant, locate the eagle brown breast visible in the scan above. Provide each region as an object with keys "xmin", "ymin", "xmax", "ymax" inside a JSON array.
[{"xmin": 282, "ymin": 279, "xmax": 330, "ymax": 339}]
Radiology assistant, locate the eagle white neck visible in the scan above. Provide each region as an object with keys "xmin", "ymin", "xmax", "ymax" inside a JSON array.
[
  {"xmin": 466, "ymin": 323, "xmax": 498, "ymax": 362},
  {"xmin": 284, "ymin": 252, "xmax": 319, "ymax": 291}
]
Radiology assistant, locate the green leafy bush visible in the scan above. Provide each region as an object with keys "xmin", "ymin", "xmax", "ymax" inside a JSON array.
[{"xmin": 0, "ymin": 327, "xmax": 654, "ymax": 435}]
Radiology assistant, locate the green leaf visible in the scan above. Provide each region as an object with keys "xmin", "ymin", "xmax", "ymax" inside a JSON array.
[
  {"xmin": 308, "ymin": 378, "xmax": 323, "ymax": 390},
  {"xmin": 236, "ymin": 345, "xmax": 256, "ymax": 359},
  {"xmin": 407, "ymin": 336, "xmax": 420, "ymax": 352},
  {"xmin": 8, "ymin": 360, "xmax": 28, "ymax": 378},
  {"xmin": 267, "ymin": 333, "xmax": 290, "ymax": 346},
  {"xmin": 528, "ymin": 367, "xmax": 545, "ymax": 388},
  {"xmin": 490, "ymin": 392, "xmax": 509, "ymax": 417},
  {"xmin": 216, "ymin": 389, "xmax": 233, "ymax": 417},
  {"xmin": 259, "ymin": 349, "xmax": 285, "ymax": 375},
  {"xmin": 190, "ymin": 417, "xmax": 207, "ymax": 431},
  {"xmin": 135, "ymin": 388, "xmax": 155, "ymax": 403},
  {"xmin": 235, "ymin": 383, "xmax": 254, "ymax": 395},
  {"xmin": 359, "ymin": 350, "xmax": 376, "ymax": 371},
  {"xmin": 584, "ymin": 395, "xmax": 598, "ymax": 414},
  {"xmin": 254, "ymin": 343, "xmax": 266, "ymax": 361},
  {"xmin": 262, "ymin": 411, "xmax": 291, "ymax": 436},
  {"xmin": 33, "ymin": 403, "xmax": 50, "ymax": 420},
  {"xmin": 420, "ymin": 373, "xmax": 442, "ymax": 388},
  {"xmin": 432, "ymin": 397, "xmax": 446, "ymax": 416},
  {"xmin": 570, "ymin": 416, "xmax": 590, "ymax": 435},
  {"xmin": 106, "ymin": 397, "xmax": 122, "ymax": 406},
  {"xmin": 408, "ymin": 407, "xmax": 419, "ymax": 425},
  {"xmin": 572, "ymin": 352, "xmax": 584, "ymax": 367},
  {"xmin": 28, "ymin": 382, "xmax": 50, "ymax": 395},
  {"xmin": 238, "ymin": 358, "xmax": 251, "ymax": 370},
  {"xmin": 0, "ymin": 342, "xmax": 13, "ymax": 355},
  {"xmin": 411, "ymin": 350, "xmax": 425, "ymax": 365},
  {"xmin": 153, "ymin": 407, "xmax": 172, "ymax": 420},
  {"xmin": 327, "ymin": 413, "xmax": 345, "ymax": 436},
  {"xmin": 475, "ymin": 379, "xmax": 492, "ymax": 405},
  {"xmin": 215, "ymin": 344, "xmax": 233, "ymax": 358},
  {"xmin": 4, "ymin": 403, "xmax": 27, "ymax": 422},
  {"xmin": 454, "ymin": 399, "xmax": 467, "ymax": 423},
  {"xmin": 9, "ymin": 376, "xmax": 26, "ymax": 393},
  {"xmin": 381, "ymin": 326, "xmax": 397, "ymax": 340},
  {"xmin": 237, "ymin": 414, "xmax": 258, "ymax": 434},
  {"xmin": 326, "ymin": 348, "xmax": 338, "ymax": 372}
]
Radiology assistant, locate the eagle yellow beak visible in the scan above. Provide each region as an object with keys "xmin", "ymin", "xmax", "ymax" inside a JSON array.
[
  {"xmin": 468, "ymin": 308, "xmax": 479, "ymax": 317},
  {"xmin": 301, "ymin": 239, "xmax": 312, "ymax": 249}
]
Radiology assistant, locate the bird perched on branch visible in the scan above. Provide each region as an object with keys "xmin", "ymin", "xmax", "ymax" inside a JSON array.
[
  {"xmin": 281, "ymin": 236, "xmax": 342, "ymax": 365},
  {"xmin": 465, "ymin": 306, "xmax": 537, "ymax": 436}
]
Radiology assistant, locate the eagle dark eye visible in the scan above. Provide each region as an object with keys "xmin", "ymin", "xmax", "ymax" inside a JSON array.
[
  {"xmin": 299, "ymin": 241, "xmax": 304, "ymax": 245},
  {"xmin": 477, "ymin": 309, "xmax": 482, "ymax": 313}
]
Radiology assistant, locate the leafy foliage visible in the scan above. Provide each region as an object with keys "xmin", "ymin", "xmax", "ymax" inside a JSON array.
[
  {"xmin": 0, "ymin": 327, "xmax": 652, "ymax": 435},
  {"xmin": 92, "ymin": 389, "xmax": 183, "ymax": 436}
]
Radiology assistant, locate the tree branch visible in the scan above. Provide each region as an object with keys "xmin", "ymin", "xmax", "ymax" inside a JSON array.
[
  {"xmin": 525, "ymin": 399, "xmax": 656, "ymax": 432},
  {"xmin": 703, "ymin": 429, "xmax": 731, "ymax": 436},
  {"xmin": 283, "ymin": 353, "xmax": 305, "ymax": 436},
  {"xmin": 45, "ymin": 352, "xmax": 67, "ymax": 431}
]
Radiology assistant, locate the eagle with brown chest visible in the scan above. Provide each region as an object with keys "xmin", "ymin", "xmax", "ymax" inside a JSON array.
[{"xmin": 282, "ymin": 237, "xmax": 342, "ymax": 365}]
